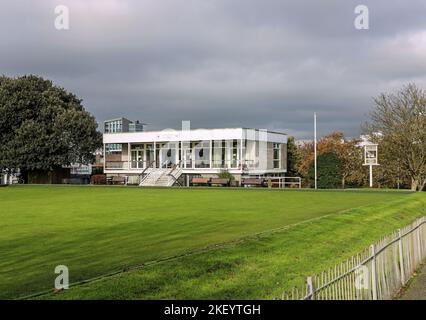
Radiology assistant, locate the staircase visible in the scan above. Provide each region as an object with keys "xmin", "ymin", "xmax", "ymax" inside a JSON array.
[{"xmin": 139, "ymin": 165, "xmax": 183, "ymax": 187}]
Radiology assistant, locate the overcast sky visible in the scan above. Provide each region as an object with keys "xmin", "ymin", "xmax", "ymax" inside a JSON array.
[{"xmin": 1, "ymin": 0, "xmax": 425, "ymax": 138}]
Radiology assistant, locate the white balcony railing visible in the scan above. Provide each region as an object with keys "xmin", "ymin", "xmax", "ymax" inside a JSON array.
[{"xmin": 105, "ymin": 159, "xmax": 277, "ymax": 171}]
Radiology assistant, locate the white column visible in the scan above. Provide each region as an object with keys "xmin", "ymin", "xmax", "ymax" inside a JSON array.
[
  {"xmin": 176, "ymin": 142, "xmax": 179, "ymax": 166},
  {"xmin": 103, "ymin": 143, "xmax": 106, "ymax": 172},
  {"xmin": 143, "ymin": 144, "xmax": 147, "ymax": 168},
  {"xmin": 369, "ymin": 165, "xmax": 373, "ymax": 187},
  {"xmin": 226, "ymin": 140, "xmax": 231, "ymax": 168},
  {"xmin": 192, "ymin": 142, "xmax": 195, "ymax": 169},
  {"xmin": 179, "ymin": 141, "xmax": 182, "ymax": 168},
  {"xmin": 153, "ymin": 142, "xmax": 156, "ymax": 168},
  {"xmin": 258, "ymin": 130, "xmax": 267, "ymax": 171},
  {"xmin": 128, "ymin": 143, "xmax": 131, "ymax": 170},
  {"xmin": 158, "ymin": 144, "xmax": 163, "ymax": 168},
  {"xmin": 209, "ymin": 140, "xmax": 212, "ymax": 169},
  {"xmin": 240, "ymin": 138, "xmax": 243, "ymax": 170}
]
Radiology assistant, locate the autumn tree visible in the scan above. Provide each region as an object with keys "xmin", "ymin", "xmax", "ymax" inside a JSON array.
[
  {"xmin": 298, "ymin": 132, "xmax": 364, "ymax": 188},
  {"xmin": 364, "ymin": 84, "xmax": 426, "ymax": 191},
  {"xmin": 336, "ymin": 136, "xmax": 363, "ymax": 188}
]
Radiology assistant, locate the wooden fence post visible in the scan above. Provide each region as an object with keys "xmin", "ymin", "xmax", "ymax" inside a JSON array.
[
  {"xmin": 307, "ymin": 276, "xmax": 316, "ymax": 300},
  {"xmin": 370, "ymin": 244, "xmax": 378, "ymax": 300},
  {"xmin": 398, "ymin": 229, "xmax": 406, "ymax": 285},
  {"xmin": 417, "ymin": 220, "xmax": 422, "ymax": 264},
  {"xmin": 280, "ymin": 218, "xmax": 425, "ymax": 301}
]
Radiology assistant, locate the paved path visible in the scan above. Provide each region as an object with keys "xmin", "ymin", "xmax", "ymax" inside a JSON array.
[{"xmin": 400, "ymin": 264, "xmax": 426, "ymax": 300}]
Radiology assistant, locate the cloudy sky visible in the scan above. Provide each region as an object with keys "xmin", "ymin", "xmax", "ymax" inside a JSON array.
[{"xmin": 1, "ymin": 0, "xmax": 425, "ymax": 138}]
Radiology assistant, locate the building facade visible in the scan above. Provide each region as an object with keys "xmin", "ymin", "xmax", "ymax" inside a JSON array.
[
  {"xmin": 103, "ymin": 126, "xmax": 287, "ymax": 185},
  {"xmin": 0, "ymin": 170, "xmax": 19, "ymax": 185},
  {"xmin": 104, "ymin": 117, "xmax": 144, "ymax": 152}
]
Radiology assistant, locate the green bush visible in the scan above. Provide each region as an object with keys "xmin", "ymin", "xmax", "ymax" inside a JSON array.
[
  {"xmin": 308, "ymin": 152, "xmax": 342, "ymax": 189},
  {"xmin": 217, "ymin": 170, "xmax": 235, "ymax": 181}
]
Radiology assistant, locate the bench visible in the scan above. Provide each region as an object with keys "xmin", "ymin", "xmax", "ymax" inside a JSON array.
[
  {"xmin": 91, "ymin": 174, "xmax": 107, "ymax": 185},
  {"xmin": 241, "ymin": 178, "xmax": 265, "ymax": 187},
  {"xmin": 210, "ymin": 178, "xmax": 230, "ymax": 187},
  {"xmin": 112, "ymin": 176, "xmax": 126, "ymax": 185},
  {"xmin": 191, "ymin": 177, "xmax": 210, "ymax": 186}
]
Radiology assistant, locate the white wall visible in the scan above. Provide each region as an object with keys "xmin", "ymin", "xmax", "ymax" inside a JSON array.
[{"xmin": 104, "ymin": 128, "xmax": 287, "ymax": 144}]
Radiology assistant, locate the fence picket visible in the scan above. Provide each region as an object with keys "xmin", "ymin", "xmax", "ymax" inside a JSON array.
[{"xmin": 281, "ymin": 217, "xmax": 426, "ymax": 300}]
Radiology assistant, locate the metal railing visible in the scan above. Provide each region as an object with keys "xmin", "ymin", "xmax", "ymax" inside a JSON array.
[
  {"xmin": 263, "ymin": 177, "xmax": 301, "ymax": 189},
  {"xmin": 131, "ymin": 160, "xmax": 154, "ymax": 169},
  {"xmin": 281, "ymin": 216, "xmax": 426, "ymax": 300},
  {"xmin": 138, "ymin": 161, "xmax": 155, "ymax": 185},
  {"xmin": 167, "ymin": 161, "xmax": 183, "ymax": 186},
  {"xmin": 105, "ymin": 159, "xmax": 287, "ymax": 171}
]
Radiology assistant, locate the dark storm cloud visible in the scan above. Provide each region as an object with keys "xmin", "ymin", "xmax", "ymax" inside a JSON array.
[{"xmin": 1, "ymin": 0, "xmax": 426, "ymax": 138}]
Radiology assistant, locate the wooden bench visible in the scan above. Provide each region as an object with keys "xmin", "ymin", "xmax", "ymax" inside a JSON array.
[
  {"xmin": 191, "ymin": 177, "xmax": 210, "ymax": 186},
  {"xmin": 210, "ymin": 178, "xmax": 230, "ymax": 187},
  {"xmin": 91, "ymin": 174, "xmax": 107, "ymax": 185},
  {"xmin": 112, "ymin": 176, "xmax": 126, "ymax": 185},
  {"xmin": 241, "ymin": 178, "xmax": 265, "ymax": 187}
]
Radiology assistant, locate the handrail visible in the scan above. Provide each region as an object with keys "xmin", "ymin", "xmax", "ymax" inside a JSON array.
[
  {"xmin": 167, "ymin": 161, "xmax": 183, "ymax": 186},
  {"xmin": 139, "ymin": 161, "xmax": 155, "ymax": 184}
]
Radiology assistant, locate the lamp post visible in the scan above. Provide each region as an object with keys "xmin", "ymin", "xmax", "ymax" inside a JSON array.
[{"xmin": 314, "ymin": 113, "xmax": 317, "ymax": 190}]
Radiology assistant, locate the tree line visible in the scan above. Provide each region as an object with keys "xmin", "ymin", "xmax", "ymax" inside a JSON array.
[
  {"xmin": 287, "ymin": 84, "xmax": 426, "ymax": 191},
  {"xmin": 0, "ymin": 76, "xmax": 425, "ymax": 190}
]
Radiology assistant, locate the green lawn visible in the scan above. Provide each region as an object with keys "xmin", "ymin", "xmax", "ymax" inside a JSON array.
[{"xmin": 0, "ymin": 185, "xmax": 423, "ymax": 299}]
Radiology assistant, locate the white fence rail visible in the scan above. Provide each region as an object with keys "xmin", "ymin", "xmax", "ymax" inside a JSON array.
[
  {"xmin": 259, "ymin": 176, "xmax": 302, "ymax": 189},
  {"xmin": 281, "ymin": 216, "xmax": 426, "ymax": 300}
]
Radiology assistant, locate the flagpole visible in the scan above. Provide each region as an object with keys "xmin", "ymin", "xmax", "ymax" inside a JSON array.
[{"xmin": 314, "ymin": 112, "xmax": 317, "ymax": 190}]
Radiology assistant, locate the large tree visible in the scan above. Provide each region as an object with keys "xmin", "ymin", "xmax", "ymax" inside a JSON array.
[
  {"xmin": 364, "ymin": 84, "xmax": 426, "ymax": 191},
  {"xmin": 308, "ymin": 152, "xmax": 342, "ymax": 189},
  {"xmin": 0, "ymin": 75, "xmax": 102, "ymax": 180},
  {"xmin": 298, "ymin": 132, "xmax": 364, "ymax": 188},
  {"xmin": 286, "ymin": 136, "xmax": 301, "ymax": 177}
]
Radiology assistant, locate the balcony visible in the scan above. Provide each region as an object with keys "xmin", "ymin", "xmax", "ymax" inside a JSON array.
[
  {"xmin": 104, "ymin": 159, "xmax": 268, "ymax": 172},
  {"xmin": 105, "ymin": 161, "xmax": 130, "ymax": 170}
]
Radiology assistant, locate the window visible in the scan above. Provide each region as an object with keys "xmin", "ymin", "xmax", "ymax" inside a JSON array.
[
  {"xmin": 212, "ymin": 140, "xmax": 226, "ymax": 168},
  {"xmin": 194, "ymin": 141, "xmax": 210, "ymax": 168},
  {"xmin": 273, "ymin": 143, "xmax": 280, "ymax": 169},
  {"xmin": 160, "ymin": 142, "xmax": 177, "ymax": 167},
  {"xmin": 232, "ymin": 140, "xmax": 238, "ymax": 168},
  {"xmin": 106, "ymin": 143, "xmax": 122, "ymax": 153}
]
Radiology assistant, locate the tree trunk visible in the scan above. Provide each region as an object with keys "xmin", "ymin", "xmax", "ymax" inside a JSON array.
[
  {"xmin": 411, "ymin": 177, "xmax": 420, "ymax": 191},
  {"xmin": 20, "ymin": 169, "xmax": 29, "ymax": 184},
  {"xmin": 342, "ymin": 177, "xmax": 346, "ymax": 189},
  {"xmin": 420, "ymin": 179, "xmax": 426, "ymax": 192}
]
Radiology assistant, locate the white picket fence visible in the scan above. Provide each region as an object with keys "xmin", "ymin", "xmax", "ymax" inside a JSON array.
[{"xmin": 281, "ymin": 216, "xmax": 426, "ymax": 300}]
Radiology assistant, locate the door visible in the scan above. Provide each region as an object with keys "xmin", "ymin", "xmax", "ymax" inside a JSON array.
[
  {"xmin": 146, "ymin": 144, "xmax": 154, "ymax": 167},
  {"xmin": 131, "ymin": 150, "xmax": 144, "ymax": 168},
  {"xmin": 184, "ymin": 148, "xmax": 192, "ymax": 169},
  {"xmin": 131, "ymin": 150, "xmax": 138, "ymax": 169}
]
